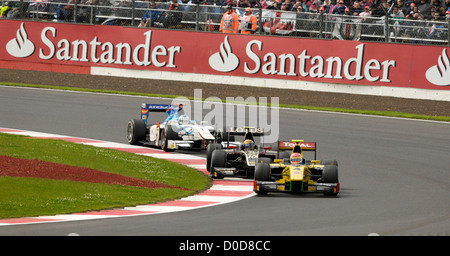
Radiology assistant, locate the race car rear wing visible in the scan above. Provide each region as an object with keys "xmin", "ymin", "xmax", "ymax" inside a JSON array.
[
  {"xmin": 278, "ymin": 140, "xmax": 317, "ymax": 159},
  {"xmin": 141, "ymin": 103, "xmax": 183, "ymax": 124},
  {"xmin": 227, "ymin": 127, "xmax": 265, "ymax": 136},
  {"xmin": 278, "ymin": 140, "xmax": 316, "ymax": 151},
  {"xmin": 226, "ymin": 127, "xmax": 265, "ymax": 144}
]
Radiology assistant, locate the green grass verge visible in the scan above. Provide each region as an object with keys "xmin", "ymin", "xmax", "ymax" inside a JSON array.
[
  {"xmin": 1, "ymin": 82, "xmax": 449, "ymax": 122},
  {"xmin": 0, "ymin": 133, "xmax": 210, "ymax": 219}
]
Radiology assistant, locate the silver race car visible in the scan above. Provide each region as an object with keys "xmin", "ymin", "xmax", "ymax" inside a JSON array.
[{"xmin": 127, "ymin": 103, "xmax": 217, "ymax": 151}]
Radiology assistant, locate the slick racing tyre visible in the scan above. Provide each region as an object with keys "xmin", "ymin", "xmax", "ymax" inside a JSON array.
[
  {"xmin": 322, "ymin": 165, "xmax": 339, "ymax": 196},
  {"xmin": 254, "ymin": 163, "xmax": 271, "ymax": 195},
  {"xmin": 206, "ymin": 143, "xmax": 223, "ymax": 173},
  {"xmin": 322, "ymin": 165, "xmax": 338, "ymax": 183},
  {"xmin": 165, "ymin": 124, "xmax": 181, "ymax": 140},
  {"xmin": 254, "ymin": 163, "xmax": 271, "ymax": 181},
  {"xmin": 127, "ymin": 119, "xmax": 146, "ymax": 145},
  {"xmin": 160, "ymin": 128, "xmax": 173, "ymax": 152},
  {"xmin": 210, "ymin": 149, "xmax": 227, "ymax": 179}
]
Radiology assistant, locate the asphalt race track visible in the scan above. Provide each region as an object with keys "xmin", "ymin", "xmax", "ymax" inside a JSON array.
[{"xmin": 0, "ymin": 85, "xmax": 449, "ymax": 236}]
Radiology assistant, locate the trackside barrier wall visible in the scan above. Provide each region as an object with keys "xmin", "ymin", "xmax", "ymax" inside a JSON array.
[{"xmin": 1, "ymin": 20, "xmax": 449, "ymax": 101}]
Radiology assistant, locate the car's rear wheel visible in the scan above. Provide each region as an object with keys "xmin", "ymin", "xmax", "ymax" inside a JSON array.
[
  {"xmin": 127, "ymin": 119, "xmax": 146, "ymax": 145},
  {"xmin": 165, "ymin": 124, "xmax": 180, "ymax": 140}
]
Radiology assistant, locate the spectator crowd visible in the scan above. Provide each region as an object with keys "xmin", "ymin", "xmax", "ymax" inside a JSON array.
[
  {"xmin": 2, "ymin": 0, "xmax": 449, "ymax": 21},
  {"xmin": 227, "ymin": 0, "xmax": 450, "ymax": 21},
  {"xmin": 1, "ymin": 0, "xmax": 449, "ymax": 43}
]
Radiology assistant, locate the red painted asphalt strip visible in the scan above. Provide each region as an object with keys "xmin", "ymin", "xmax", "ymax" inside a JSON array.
[
  {"xmin": 0, "ymin": 218, "xmax": 65, "ymax": 224},
  {"xmin": 167, "ymin": 159, "xmax": 207, "ymax": 165},
  {"xmin": 198, "ymin": 190, "xmax": 254, "ymax": 197},
  {"xmin": 33, "ymin": 137, "xmax": 104, "ymax": 143},
  {"xmin": 110, "ymin": 147, "xmax": 170, "ymax": 154},
  {"xmin": 154, "ymin": 201, "xmax": 218, "ymax": 207},
  {"xmin": 76, "ymin": 210, "xmax": 158, "ymax": 216}
]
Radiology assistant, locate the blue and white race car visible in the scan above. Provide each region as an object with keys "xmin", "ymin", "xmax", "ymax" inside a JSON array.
[{"xmin": 127, "ymin": 103, "xmax": 218, "ymax": 151}]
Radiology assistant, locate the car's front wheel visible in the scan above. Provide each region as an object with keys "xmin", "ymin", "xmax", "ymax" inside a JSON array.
[
  {"xmin": 210, "ymin": 150, "xmax": 227, "ymax": 179},
  {"xmin": 160, "ymin": 128, "xmax": 174, "ymax": 152},
  {"xmin": 206, "ymin": 143, "xmax": 223, "ymax": 173},
  {"xmin": 322, "ymin": 165, "xmax": 339, "ymax": 196},
  {"xmin": 254, "ymin": 163, "xmax": 271, "ymax": 195}
]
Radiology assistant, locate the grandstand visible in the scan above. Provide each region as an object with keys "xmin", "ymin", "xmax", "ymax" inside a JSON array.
[{"xmin": 1, "ymin": 0, "xmax": 449, "ymax": 45}]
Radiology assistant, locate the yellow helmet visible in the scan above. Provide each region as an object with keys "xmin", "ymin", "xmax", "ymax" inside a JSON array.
[{"xmin": 243, "ymin": 139, "xmax": 254, "ymax": 150}]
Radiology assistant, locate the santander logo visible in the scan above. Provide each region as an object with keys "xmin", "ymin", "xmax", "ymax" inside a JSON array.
[
  {"xmin": 5, "ymin": 23, "xmax": 181, "ymax": 68},
  {"xmin": 425, "ymin": 49, "xmax": 450, "ymax": 86},
  {"xmin": 209, "ymin": 36, "xmax": 397, "ymax": 83},
  {"xmin": 6, "ymin": 23, "xmax": 35, "ymax": 58},
  {"xmin": 208, "ymin": 36, "xmax": 240, "ymax": 72}
]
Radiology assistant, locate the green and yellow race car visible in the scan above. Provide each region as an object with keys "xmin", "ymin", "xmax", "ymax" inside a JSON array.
[{"xmin": 253, "ymin": 140, "xmax": 340, "ymax": 196}]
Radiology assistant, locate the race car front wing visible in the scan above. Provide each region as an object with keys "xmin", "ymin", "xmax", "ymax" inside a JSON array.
[
  {"xmin": 254, "ymin": 180, "xmax": 340, "ymax": 194},
  {"xmin": 165, "ymin": 140, "xmax": 212, "ymax": 150},
  {"xmin": 211, "ymin": 167, "xmax": 237, "ymax": 178}
]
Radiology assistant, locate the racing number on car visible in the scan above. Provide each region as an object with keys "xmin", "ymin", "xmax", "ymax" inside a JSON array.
[
  {"xmin": 246, "ymin": 151, "xmax": 259, "ymax": 165},
  {"xmin": 246, "ymin": 151, "xmax": 259, "ymax": 159}
]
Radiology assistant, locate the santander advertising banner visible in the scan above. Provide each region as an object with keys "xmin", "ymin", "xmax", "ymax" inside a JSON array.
[{"xmin": 1, "ymin": 20, "xmax": 449, "ymax": 91}]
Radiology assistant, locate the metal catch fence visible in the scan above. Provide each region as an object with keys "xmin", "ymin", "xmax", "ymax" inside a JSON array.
[{"xmin": 2, "ymin": 0, "xmax": 449, "ymax": 45}]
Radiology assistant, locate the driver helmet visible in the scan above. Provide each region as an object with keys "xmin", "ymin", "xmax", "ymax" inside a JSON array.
[
  {"xmin": 243, "ymin": 139, "xmax": 254, "ymax": 150},
  {"xmin": 178, "ymin": 114, "xmax": 189, "ymax": 124},
  {"xmin": 290, "ymin": 153, "xmax": 303, "ymax": 165}
]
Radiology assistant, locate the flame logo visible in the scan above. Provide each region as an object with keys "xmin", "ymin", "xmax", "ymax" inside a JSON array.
[
  {"xmin": 208, "ymin": 36, "xmax": 239, "ymax": 72},
  {"xmin": 6, "ymin": 23, "xmax": 35, "ymax": 58},
  {"xmin": 425, "ymin": 49, "xmax": 450, "ymax": 86}
]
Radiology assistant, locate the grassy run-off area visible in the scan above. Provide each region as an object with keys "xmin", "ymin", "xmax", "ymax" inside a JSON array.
[{"xmin": 0, "ymin": 133, "xmax": 210, "ymax": 219}]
